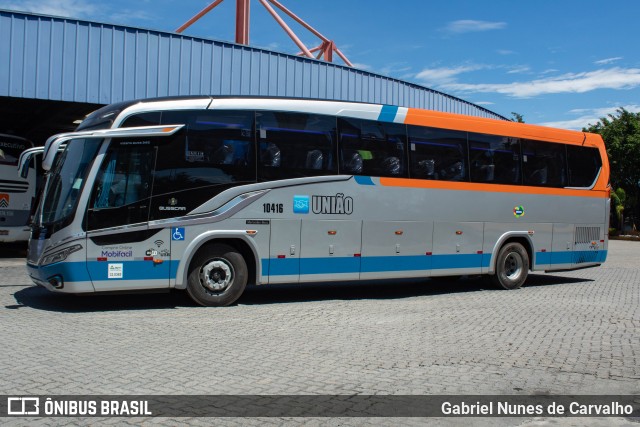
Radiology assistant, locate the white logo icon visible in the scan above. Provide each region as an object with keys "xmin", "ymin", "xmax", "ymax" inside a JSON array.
[{"xmin": 7, "ymin": 397, "xmax": 40, "ymax": 415}]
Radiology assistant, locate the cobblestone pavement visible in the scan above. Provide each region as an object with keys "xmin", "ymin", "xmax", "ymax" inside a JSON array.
[{"xmin": 0, "ymin": 240, "xmax": 638, "ymax": 426}]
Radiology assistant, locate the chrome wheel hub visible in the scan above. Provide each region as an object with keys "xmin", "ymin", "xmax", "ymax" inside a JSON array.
[
  {"xmin": 504, "ymin": 252, "xmax": 523, "ymax": 280},
  {"xmin": 200, "ymin": 259, "xmax": 234, "ymax": 292}
]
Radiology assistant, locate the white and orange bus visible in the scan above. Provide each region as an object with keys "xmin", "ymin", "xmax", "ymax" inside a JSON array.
[{"xmin": 27, "ymin": 97, "xmax": 609, "ymax": 306}]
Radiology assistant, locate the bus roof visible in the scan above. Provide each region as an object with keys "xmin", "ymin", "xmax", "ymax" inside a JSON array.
[{"xmin": 82, "ymin": 95, "xmax": 605, "ymax": 153}]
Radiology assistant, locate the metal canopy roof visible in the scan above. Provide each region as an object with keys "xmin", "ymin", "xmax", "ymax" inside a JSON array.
[{"xmin": 0, "ymin": 9, "xmax": 505, "ymax": 122}]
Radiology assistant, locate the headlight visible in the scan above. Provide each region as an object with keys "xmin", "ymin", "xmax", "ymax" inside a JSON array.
[{"xmin": 40, "ymin": 244, "xmax": 83, "ymax": 266}]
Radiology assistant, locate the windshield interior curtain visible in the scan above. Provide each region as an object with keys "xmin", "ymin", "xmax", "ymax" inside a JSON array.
[{"xmin": 95, "ymin": 157, "xmax": 116, "ymax": 209}]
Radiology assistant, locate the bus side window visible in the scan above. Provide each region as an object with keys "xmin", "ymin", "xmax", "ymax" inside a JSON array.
[
  {"xmin": 342, "ymin": 151, "xmax": 363, "ymax": 174},
  {"xmin": 469, "ymin": 133, "xmax": 521, "ymax": 185},
  {"xmin": 260, "ymin": 142, "xmax": 281, "ymax": 167},
  {"xmin": 182, "ymin": 112, "xmax": 255, "ymax": 169},
  {"xmin": 408, "ymin": 126, "xmax": 467, "ymax": 182},
  {"xmin": 150, "ymin": 110, "xmax": 256, "ymax": 220},
  {"xmin": 257, "ymin": 112, "xmax": 337, "ymax": 181},
  {"xmin": 338, "ymin": 118, "xmax": 407, "ymax": 178},
  {"xmin": 120, "ymin": 111, "xmax": 162, "ymax": 128},
  {"xmin": 522, "ymin": 139, "xmax": 567, "ymax": 187}
]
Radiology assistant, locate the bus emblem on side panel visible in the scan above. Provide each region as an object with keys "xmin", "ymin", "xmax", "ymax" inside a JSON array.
[
  {"xmin": 293, "ymin": 195, "xmax": 309, "ymax": 214},
  {"xmin": 159, "ymin": 197, "xmax": 186, "ymax": 211},
  {"xmin": 0, "ymin": 194, "xmax": 9, "ymax": 208},
  {"xmin": 513, "ymin": 206, "xmax": 525, "ymax": 218}
]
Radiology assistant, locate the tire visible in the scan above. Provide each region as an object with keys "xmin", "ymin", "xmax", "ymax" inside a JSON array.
[
  {"xmin": 491, "ymin": 242, "xmax": 529, "ymax": 290},
  {"xmin": 186, "ymin": 243, "xmax": 248, "ymax": 307}
]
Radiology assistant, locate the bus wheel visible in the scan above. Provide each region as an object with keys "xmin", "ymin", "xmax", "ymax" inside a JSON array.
[
  {"xmin": 491, "ymin": 242, "xmax": 529, "ymax": 290},
  {"xmin": 187, "ymin": 243, "xmax": 248, "ymax": 307}
]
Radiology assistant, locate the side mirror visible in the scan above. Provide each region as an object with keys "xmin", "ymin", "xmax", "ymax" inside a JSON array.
[{"xmin": 17, "ymin": 148, "xmax": 43, "ymax": 179}]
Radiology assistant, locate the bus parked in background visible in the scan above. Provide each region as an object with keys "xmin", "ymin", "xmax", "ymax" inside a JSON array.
[
  {"xmin": 27, "ymin": 97, "xmax": 609, "ymax": 306},
  {"xmin": 0, "ymin": 134, "xmax": 40, "ymax": 243}
]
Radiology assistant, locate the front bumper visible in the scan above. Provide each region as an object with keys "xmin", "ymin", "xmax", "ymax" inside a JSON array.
[{"xmin": 27, "ymin": 262, "xmax": 95, "ymax": 293}]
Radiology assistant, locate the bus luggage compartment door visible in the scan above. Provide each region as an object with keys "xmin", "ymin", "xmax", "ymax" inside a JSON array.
[
  {"xmin": 267, "ymin": 219, "xmax": 301, "ymax": 284},
  {"xmin": 432, "ymin": 222, "xmax": 484, "ymax": 276},
  {"xmin": 360, "ymin": 220, "xmax": 433, "ymax": 279},
  {"xmin": 299, "ymin": 220, "xmax": 362, "ymax": 282},
  {"xmin": 550, "ymin": 223, "xmax": 574, "ymax": 270}
]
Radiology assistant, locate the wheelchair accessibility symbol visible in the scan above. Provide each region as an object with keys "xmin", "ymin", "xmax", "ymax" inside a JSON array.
[{"xmin": 172, "ymin": 227, "xmax": 185, "ymax": 241}]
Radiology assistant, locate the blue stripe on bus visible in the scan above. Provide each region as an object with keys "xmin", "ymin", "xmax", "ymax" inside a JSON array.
[
  {"xmin": 86, "ymin": 260, "xmax": 179, "ymax": 280},
  {"xmin": 263, "ymin": 257, "xmax": 295, "ymax": 276},
  {"xmin": 361, "ymin": 255, "xmax": 430, "ymax": 272},
  {"xmin": 267, "ymin": 253, "xmax": 492, "ymax": 276},
  {"xmin": 378, "ymin": 105, "xmax": 399, "ymax": 122},
  {"xmin": 263, "ymin": 250, "xmax": 607, "ymax": 276},
  {"xmin": 431, "ymin": 254, "xmax": 492, "ymax": 270},
  {"xmin": 30, "ymin": 261, "xmax": 92, "ymax": 283},
  {"xmin": 30, "ymin": 250, "xmax": 607, "ymax": 283},
  {"xmin": 301, "ymin": 257, "xmax": 361, "ymax": 274},
  {"xmin": 536, "ymin": 250, "xmax": 607, "ymax": 265},
  {"xmin": 353, "ymin": 175, "xmax": 375, "ymax": 185},
  {"xmin": 30, "ymin": 260, "xmax": 180, "ymax": 283},
  {"xmin": 534, "ymin": 252, "xmax": 552, "ymax": 265}
]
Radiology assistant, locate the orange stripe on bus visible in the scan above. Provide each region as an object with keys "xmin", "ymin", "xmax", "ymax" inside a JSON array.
[
  {"xmin": 401, "ymin": 107, "xmax": 611, "ymax": 195},
  {"xmin": 404, "ymin": 109, "xmax": 590, "ymax": 146},
  {"xmin": 378, "ymin": 177, "xmax": 608, "ymax": 198}
]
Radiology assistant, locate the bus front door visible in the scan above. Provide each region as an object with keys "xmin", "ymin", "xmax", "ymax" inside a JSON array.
[
  {"xmin": 86, "ymin": 228, "xmax": 173, "ymax": 292},
  {"xmin": 84, "ymin": 141, "xmax": 171, "ymax": 291}
]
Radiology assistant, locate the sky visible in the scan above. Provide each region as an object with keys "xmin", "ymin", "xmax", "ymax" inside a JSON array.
[{"xmin": 2, "ymin": 0, "xmax": 639, "ymax": 130}]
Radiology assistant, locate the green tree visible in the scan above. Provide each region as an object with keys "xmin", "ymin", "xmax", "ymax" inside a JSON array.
[
  {"xmin": 510, "ymin": 112, "xmax": 525, "ymax": 123},
  {"xmin": 610, "ymin": 187, "xmax": 626, "ymax": 231},
  {"xmin": 584, "ymin": 108, "xmax": 640, "ymax": 225}
]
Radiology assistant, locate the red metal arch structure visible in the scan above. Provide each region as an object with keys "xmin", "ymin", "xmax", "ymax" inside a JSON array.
[{"xmin": 176, "ymin": 0, "xmax": 353, "ymax": 67}]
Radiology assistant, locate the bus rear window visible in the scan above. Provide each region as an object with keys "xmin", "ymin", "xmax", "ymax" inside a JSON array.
[{"xmin": 567, "ymin": 145, "xmax": 602, "ymax": 187}]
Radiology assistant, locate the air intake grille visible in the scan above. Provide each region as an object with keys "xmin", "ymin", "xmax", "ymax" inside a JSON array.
[
  {"xmin": 0, "ymin": 179, "xmax": 29, "ymax": 193},
  {"xmin": 575, "ymin": 226, "xmax": 600, "ymax": 244}
]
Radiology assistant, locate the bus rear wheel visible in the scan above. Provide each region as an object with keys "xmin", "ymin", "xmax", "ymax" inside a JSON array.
[
  {"xmin": 187, "ymin": 243, "xmax": 248, "ymax": 307},
  {"xmin": 491, "ymin": 242, "xmax": 529, "ymax": 290}
]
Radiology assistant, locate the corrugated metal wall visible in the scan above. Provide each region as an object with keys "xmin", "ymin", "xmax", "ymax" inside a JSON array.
[{"xmin": 0, "ymin": 9, "xmax": 505, "ymax": 120}]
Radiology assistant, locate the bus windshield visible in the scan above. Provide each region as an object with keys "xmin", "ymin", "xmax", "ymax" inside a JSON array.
[
  {"xmin": 38, "ymin": 138, "xmax": 102, "ymax": 227},
  {"xmin": 0, "ymin": 136, "xmax": 31, "ymax": 166}
]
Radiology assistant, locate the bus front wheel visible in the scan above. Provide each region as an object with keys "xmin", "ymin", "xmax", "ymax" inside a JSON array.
[
  {"xmin": 187, "ymin": 243, "xmax": 248, "ymax": 307},
  {"xmin": 491, "ymin": 242, "xmax": 529, "ymax": 290}
]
